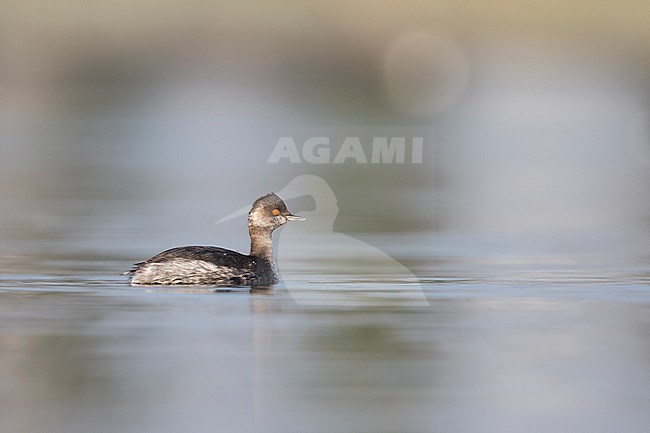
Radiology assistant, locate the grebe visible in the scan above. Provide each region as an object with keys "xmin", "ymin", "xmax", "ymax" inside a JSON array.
[{"xmin": 125, "ymin": 193, "xmax": 304, "ymax": 286}]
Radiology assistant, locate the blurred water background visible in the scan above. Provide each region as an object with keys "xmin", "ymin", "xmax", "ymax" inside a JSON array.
[{"xmin": 1, "ymin": 1, "xmax": 649, "ymax": 432}]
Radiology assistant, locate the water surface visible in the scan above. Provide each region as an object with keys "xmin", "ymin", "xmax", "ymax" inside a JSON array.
[{"xmin": 1, "ymin": 229, "xmax": 648, "ymax": 433}]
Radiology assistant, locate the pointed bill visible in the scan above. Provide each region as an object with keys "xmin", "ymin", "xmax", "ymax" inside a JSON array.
[{"xmin": 285, "ymin": 214, "xmax": 306, "ymax": 222}]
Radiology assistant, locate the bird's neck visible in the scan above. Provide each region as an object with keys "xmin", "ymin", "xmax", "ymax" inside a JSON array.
[{"xmin": 249, "ymin": 227, "xmax": 274, "ymax": 259}]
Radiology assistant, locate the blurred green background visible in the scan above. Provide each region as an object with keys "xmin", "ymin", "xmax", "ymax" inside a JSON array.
[{"xmin": 1, "ymin": 0, "xmax": 648, "ymax": 259}]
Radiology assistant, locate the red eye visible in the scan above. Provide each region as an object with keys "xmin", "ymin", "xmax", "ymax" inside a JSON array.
[{"xmin": 272, "ymin": 209, "xmax": 280, "ymax": 216}]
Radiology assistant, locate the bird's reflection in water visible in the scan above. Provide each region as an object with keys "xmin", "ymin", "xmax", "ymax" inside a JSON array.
[{"xmin": 250, "ymin": 285, "xmax": 274, "ymax": 294}]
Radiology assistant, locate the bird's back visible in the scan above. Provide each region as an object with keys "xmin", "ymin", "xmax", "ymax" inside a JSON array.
[{"xmin": 126, "ymin": 246, "xmax": 262, "ymax": 286}]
